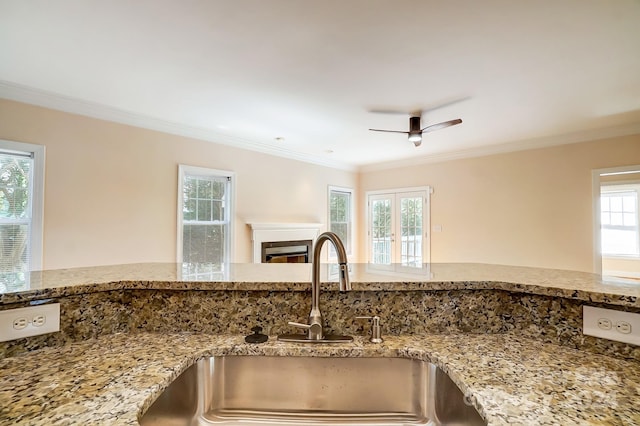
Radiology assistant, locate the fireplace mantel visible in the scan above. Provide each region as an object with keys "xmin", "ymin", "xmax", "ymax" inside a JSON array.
[{"xmin": 247, "ymin": 223, "xmax": 322, "ymax": 263}]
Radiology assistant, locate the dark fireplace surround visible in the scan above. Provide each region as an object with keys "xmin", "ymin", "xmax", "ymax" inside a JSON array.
[{"xmin": 261, "ymin": 240, "xmax": 312, "ymax": 263}]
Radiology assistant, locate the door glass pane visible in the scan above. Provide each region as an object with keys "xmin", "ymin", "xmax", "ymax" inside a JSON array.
[
  {"xmin": 400, "ymin": 197, "xmax": 423, "ymax": 266},
  {"xmin": 371, "ymin": 199, "xmax": 392, "ymax": 264}
]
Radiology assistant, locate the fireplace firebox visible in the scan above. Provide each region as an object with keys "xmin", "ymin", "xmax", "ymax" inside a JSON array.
[
  {"xmin": 261, "ymin": 240, "xmax": 312, "ymax": 263},
  {"xmin": 248, "ymin": 223, "xmax": 321, "ymax": 263}
]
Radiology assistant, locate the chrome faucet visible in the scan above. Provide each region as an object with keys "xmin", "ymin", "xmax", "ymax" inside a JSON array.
[{"xmin": 278, "ymin": 231, "xmax": 353, "ymax": 343}]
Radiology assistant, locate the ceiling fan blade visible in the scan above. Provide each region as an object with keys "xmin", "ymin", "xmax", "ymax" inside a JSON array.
[
  {"xmin": 421, "ymin": 96, "xmax": 471, "ymax": 113},
  {"xmin": 369, "ymin": 129, "xmax": 409, "ymax": 134},
  {"xmin": 369, "ymin": 97, "xmax": 470, "ymax": 117},
  {"xmin": 421, "ymin": 119, "xmax": 462, "ymax": 134},
  {"xmin": 368, "ymin": 109, "xmax": 409, "ymax": 115}
]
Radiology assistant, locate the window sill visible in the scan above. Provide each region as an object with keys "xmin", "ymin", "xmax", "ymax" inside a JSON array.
[{"xmin": 602, "ymin": 255, "xmax": 640, "ymax": 260}]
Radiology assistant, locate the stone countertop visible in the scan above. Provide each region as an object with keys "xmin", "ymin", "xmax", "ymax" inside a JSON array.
[
  {"xmin": 2, "ymin": 262, "xmax": 639, "ymax": 308},
  {"xmin": 0, "ymin": 333, "xmax": 638, "ymax": 425}
]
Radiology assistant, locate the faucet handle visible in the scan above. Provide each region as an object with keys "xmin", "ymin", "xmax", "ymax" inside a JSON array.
[
  {"xmin": 355, "ymin": 316, "xmax": 383, "ymax": 343},
  {"xmin": 288, "ymin": 321, "xmax": 311, "ymax": 330},
  {"xmin": 288, "ymin": 321, "xmax": 323, "ymax": 339}
]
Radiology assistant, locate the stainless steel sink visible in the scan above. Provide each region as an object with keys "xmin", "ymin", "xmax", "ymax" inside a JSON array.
[{"xmin": 140, "ymin": 356, "xmax": 486, "ymax": 425}]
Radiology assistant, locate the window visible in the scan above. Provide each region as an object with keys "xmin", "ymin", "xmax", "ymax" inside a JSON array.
[
  {"xmin": 0, "ymin": 140, "xmax": 44, "ymax": 292},
  {"xmin": 601, "ymin": 185, "xmax": 639, "ymax": 257},
  {"xmin": 328, "ymin": 186, "xmax": 353, "ymax": 258},
  {"xmin": 367, "ymin": 187, "xmax": 430, "ymax": 267},
  {"xmin": 177, "ymin": 165, "xmax": 234, "ymax": 276}
]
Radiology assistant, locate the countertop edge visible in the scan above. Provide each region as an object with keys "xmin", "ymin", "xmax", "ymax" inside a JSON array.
[{"xmin": 1, "ymin": 279, "xmax": 638, "ymax": 308}]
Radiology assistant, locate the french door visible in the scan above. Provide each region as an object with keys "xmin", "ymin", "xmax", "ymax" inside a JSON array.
[{"xmin": 367, "ymin": 188, "xmax": 430, "ymax": 266}]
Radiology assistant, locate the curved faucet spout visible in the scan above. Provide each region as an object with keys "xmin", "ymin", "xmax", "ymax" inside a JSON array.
[
  {"xmin": 313, "ymin": 231, "xmax": 350, "ymax": 292},
  {"xmin": 308, "ymin": 231, "xmax": 351, "ymax": 340}
]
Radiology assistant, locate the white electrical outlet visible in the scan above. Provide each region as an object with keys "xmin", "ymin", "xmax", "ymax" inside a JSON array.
[
  {"xmin": 0, "ymin": 303, "xmax": 60, "ymax": 342},
  {"xmin": 597, "ymin": 318, "xmax": 612, "ymax": 330},
  {"xmin": 583, "ymin": 306, "xmax": 640, "ymax": 346}
]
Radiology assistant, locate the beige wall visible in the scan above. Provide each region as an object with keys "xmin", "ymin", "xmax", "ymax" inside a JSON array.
[
  {"xmin": 359, "ymin": 135, "xmax": 640, "ymax": 272},
  {"xmin": 2, "ymin": 98, "xmax": 639, "ymax": 273},
  {"xmin": 0, "ymin": 99, "xmax": 357, "ymax": 269}
]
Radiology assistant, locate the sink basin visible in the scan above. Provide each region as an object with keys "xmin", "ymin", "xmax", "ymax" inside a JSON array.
[{"xmin": 140, "ymin": 356, "xmax": 485, "ymax": 425}]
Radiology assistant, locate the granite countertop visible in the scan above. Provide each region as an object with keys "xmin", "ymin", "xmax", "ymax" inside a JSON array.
[
  {"xmin": 0, "ymin": 333, "xmax": 638, "ymax": 425},
  {"xmin": 2, "ymin": 262, "xmax": 639, "ymax": 307}
]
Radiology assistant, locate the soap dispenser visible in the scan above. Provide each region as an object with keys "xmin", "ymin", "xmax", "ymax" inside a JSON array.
[{"xmin": 356, "ymin": 316, "xmax": 383, "ymax": 343}]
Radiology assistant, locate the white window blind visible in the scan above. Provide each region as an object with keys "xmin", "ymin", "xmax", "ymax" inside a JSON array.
[{"xmin": 0, "ymin": 149, "xmax": 34, "ymax": 292}]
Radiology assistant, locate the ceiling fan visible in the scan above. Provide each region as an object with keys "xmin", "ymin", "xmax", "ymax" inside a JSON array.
[{"xmin": 369, "ymin": 112, "xmax": 462, "ymax": 147}]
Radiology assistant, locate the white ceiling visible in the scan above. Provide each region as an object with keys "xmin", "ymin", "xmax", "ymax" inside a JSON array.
[{"xmin": 1, "ymin": 0, "xmax": 639, "ymax": 170}]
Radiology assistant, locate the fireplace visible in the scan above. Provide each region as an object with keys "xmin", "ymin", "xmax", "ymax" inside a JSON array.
[
  {"xmin": 248, "ymin": 223, "xmax": 322, "ymax": 263},
  {"xmin": 261, "ymin": 239, "xmax": 312, "ymax": 263}
]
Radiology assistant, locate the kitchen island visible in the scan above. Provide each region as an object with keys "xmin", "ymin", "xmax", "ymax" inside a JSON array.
[{"xmin": 1, "ymin": 263, "xmax": 639, "ymax": 425}]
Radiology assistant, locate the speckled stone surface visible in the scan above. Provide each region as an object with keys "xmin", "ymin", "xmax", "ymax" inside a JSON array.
[
  {"xmin": 2, "ymin": 288, "xmax": 639, "ymax": 361},
  {"xmin": 1, "ymin": 263, "xmax": 639, "ymax": 307},
  {"xmin": 2, "ymin": 265, "xmax": 638, "ymax": 424},
  {"xmin": 0, "ymin": 333, "xmax": 638, "ymax": 426}
]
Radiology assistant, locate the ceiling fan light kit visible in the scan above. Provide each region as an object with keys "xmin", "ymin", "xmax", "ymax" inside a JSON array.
[
  {"xmin": 408, "ymin": 116, "xmax": 423, "ymax": 146},
  {"xmin": 408, "ymin": 133, "xmax": 422, "ymax": 142},
  {"xmin": 369, "ymin": 112, "xmax": 463, "ymax": 148}
]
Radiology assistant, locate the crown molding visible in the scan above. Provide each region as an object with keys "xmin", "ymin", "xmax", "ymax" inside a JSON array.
[
  {"xmin": 359, "ymin": 122, "xmax": 640, "ymax": 173},
  {"xmin": 0, "ymin": 80, "xmax": 356, "ymax": 172},
  {"xmin": 3, "ymin": 80, "xmax": 639, "ymax": 175}
]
